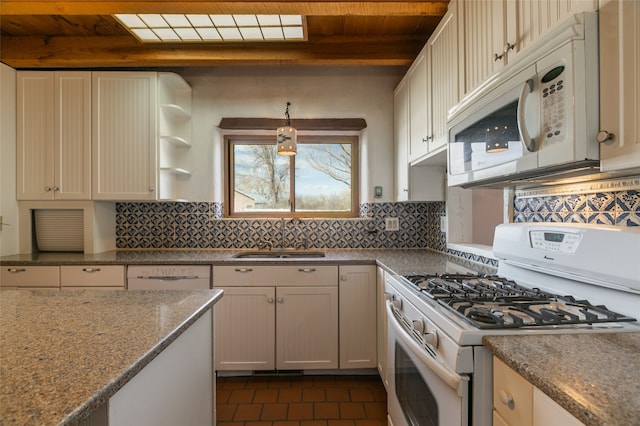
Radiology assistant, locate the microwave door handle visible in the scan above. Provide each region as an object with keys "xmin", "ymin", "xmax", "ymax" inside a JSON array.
[
  {"xmin": 386, "ymin": 301, "xmax": 468, "ymax": 396},
  {"xmin": 517, "ymin": 79, "xmax": 536, "ymax": 152}
]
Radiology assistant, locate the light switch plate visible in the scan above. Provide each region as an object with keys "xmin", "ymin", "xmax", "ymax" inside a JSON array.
[{"xmin": 374, "ymin": 186, "xmax": 383, "ymax": 198}]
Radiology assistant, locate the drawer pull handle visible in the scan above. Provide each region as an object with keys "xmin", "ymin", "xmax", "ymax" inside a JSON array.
[
  {"xmin": 235, "ymin": 268, "xmax": 253, "ymax": 273},
  {"xmin": 82, "ymin": 268, "xmax": 101, "ymax": 273},
  {"xmin": 7, "ymin": 268, "xmax": 26, "ymax": 273},
  {"xmin": 298, "ymin": 268, "xmax": 316, "ymax": 273}
]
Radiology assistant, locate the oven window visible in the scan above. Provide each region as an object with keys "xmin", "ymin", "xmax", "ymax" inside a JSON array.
[{"xmin": 395, "ymin": 343, "xmax": 438, "ymax": 426}]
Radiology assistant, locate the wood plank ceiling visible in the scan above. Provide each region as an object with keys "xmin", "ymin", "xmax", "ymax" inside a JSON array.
[{"xmin": 0, "ymin": 0, "xmax": 449, "ymax": 68}]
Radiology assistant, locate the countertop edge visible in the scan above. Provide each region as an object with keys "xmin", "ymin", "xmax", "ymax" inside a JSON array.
[{"xmin": 60, "ymin": 289, "xmax": 224, "ymax": 425}]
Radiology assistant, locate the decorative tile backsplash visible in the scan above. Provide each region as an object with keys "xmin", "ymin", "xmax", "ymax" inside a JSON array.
[
  {"xmin": 514, "ymin": 178, "xmax": 640, "ymax": 226},
  {"xmin": 116, "ymin": 201, "xmax": 447, "ymax": 251}
]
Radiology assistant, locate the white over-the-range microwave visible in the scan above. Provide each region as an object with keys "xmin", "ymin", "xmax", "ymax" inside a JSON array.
[{"xmin": 447, "ymin": 12, "xmax": 600, "ymax": 188}]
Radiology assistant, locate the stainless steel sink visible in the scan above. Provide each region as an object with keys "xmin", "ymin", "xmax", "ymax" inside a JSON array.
[{"xmin": 232, "ymin": 251, "xmax": 325, "ymax": 259}]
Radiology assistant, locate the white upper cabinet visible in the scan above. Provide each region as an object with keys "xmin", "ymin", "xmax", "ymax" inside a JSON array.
[
  {"xmin": 427, "ymin": 2, "xmax": 460, "ymax": 153},
  {"xmin": 408, "ymin": 47, "xmax": 431, "ymax": 162},
  {"xmin": 17, "ymin": 71, "xmax": 91, "ymax": 200},
  {"xmin": 459, "ymin": 0, "xmax": 515, "ymax": 96},
  {"xmin": 598, "ymin": 0, "xmax": 640, "ymax": 172},
  {"xmin": 92, "ymin": 72, "xmax": 158, "ymax": 200},
  {"xmin": 515, "ymin": 0, "xmax": 598, "ymax": 61},
  {"xmin": 459, "ymin": 0, "xmax": 598, "ymax": 97}
]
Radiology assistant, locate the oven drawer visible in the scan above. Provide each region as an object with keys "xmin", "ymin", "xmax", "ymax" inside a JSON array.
[{"xmin": 493, "ymin": 357, "xmax": 533, "ymax": 426}]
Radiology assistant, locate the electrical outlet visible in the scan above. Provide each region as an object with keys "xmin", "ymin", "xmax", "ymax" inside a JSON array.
[
  {"xmin": 440, "ymin": 215, "xmax": 447, "ymax": 233},
  {"xmin": 385, "ymin": 217, "xmax": 399, "ymax": 232}
]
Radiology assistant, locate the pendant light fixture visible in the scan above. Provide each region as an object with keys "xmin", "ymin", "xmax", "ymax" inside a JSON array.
[{"xmin": 277, "ymin": 102, "xmax": 297, "ymax": 156}]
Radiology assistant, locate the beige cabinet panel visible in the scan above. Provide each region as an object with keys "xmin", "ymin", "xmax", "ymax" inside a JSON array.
[
  {"xmin": 60, "ymin": 265, "xmax": 124, "ymax": 289},
  {"xmin": 213, "ymin": 265, "xmax": 337, "ymax": 287},
  {"xmin": 1, "ymin": 266, "xmax": 60, "ymax": 288},
  {"xmin": 92, "ymin": 72, "xmax": 157, "ymax": 200},
  {"xmin": 17, "ymin": 71, "xmax": 91, "ymax": 200},
  {"xmin": 339, "ymin": 265, "xmax": 377, "ymax": 369},
  {"xmin": 598, "ymin": 0, "xmax": 640, "ymax": 172},
  {"xmin": 493, "ymin": 357, "xmax": 533, "ymax": 426},
  {"xmin": 533, "ymin": 387, "xmax": 584, "ymax": 426},
  {"xmin": 276, "ymin": 286, "xmax": 339, "ymax": 370},
  {"xmin": 214, "ymin": 286, "xmax": 276, "ymax": 371}
]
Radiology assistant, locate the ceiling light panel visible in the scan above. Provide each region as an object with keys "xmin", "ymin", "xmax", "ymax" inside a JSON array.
[{"xmin": 114, "ymin": 14, "xmax": 305, "ymax": 43}]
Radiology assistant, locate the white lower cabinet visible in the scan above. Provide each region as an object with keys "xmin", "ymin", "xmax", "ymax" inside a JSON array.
[
  {"xmin": 493, "ymin": 356, "xmax": 584, "ymax": 426},
  {"xmin": 276, "ymin": 285, "xmax": 338, "ymax": 370},
  {"xmin": 339, "ymin": 265, "xmax": 377, "ymax": 369},
  {"xmin": 376, "ymin": 267, "xmax": 389, "ymax": 388},
  {"xmin": 213, "ymin": 265, "xmax": 339, "ymax": 371}
]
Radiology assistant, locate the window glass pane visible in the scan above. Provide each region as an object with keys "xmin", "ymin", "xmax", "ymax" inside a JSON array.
[
  {"xmin": 233, "ymin": 143, "xmax": 290, "ymax": 212},
  {"xmin": 295, "ymin": 143, "xmax": 352, "ymax": 212}
]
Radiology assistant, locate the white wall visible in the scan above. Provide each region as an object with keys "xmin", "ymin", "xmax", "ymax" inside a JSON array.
[
  {"xmin": 0, "ymin": 63, "xmax": 19, "ymax": 256},
  {"xmin": 181, "ymin": 66, "xmax": 402, "ymax": 203}
]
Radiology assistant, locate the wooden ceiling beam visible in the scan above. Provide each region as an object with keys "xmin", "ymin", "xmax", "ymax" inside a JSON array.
[
  {"xmin": 0, "ymin": 1, "xmax": 449, "ymax": 17},
  {"xmin": 0, "ymin": 35, "xmax": 426, "ymax": 68}
]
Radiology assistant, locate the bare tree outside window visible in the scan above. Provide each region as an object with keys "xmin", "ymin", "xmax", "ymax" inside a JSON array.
[{"xmin": 229, "ymin": 136, "xmax": 357, "ymax": 217}]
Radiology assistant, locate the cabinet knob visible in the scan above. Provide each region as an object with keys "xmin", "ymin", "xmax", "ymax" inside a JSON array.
[
  {"xmin": 498, "ymin": 390, "xmax": 515, "ymax": 409},
  {"xmin": 45, "ymin": 186, "xmax": 52, "ymax": 192},
  {"xmin": 149, "ymin": 188, "xmax": 155, "ymax": 192},
  {"xmin": 53, "ymin": 186, "xmax": 59, "ymax": 192},
  {"xmin": 267, "ymin": 297, "xmax": 274, "ymax": 304},
  {"xmin": 596, "ymin": 130, "xmax": 615, "ymax": 144},
  {"xmin": 277, "ymin": 297, "xmax": 284, "ymax": 304},
  {"xmin": 340, "ymin": 275, "xmax": 347, "ymax": 281}
]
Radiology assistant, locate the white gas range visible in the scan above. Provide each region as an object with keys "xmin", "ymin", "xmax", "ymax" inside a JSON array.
[{"xmin": 384, "ymin": 223, "xmax": 640, "ymax": 426}]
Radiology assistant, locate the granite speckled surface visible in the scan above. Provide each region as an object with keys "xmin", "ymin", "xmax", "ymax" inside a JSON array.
[
  {"xmin": 0, "ymin": 248, "xmax": 497, "ymax": 276},
  {"xmin": 484, "ymin": 333, "xmax": 640, "ymax": 426},
  {"xmin": 0, "ymin": 289, "xmax": 223, "ymax": 425}
]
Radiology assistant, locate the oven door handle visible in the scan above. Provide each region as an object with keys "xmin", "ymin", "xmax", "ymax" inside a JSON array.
[{"xmin": 386, "ymin": 301, "xmax": 468, "ymax": 397}]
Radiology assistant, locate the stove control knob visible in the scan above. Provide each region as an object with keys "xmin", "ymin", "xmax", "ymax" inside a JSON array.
[
  {"xmin": 424, "ymin": 330, "xmax": 439, "ymax": 349},
  {"xmin": 412, "ymin": 319, "xmax": 425, "ymax": 334},
  {"xmin": 392, "ymin": 299, "xmax": 402, "ymax": 310}
]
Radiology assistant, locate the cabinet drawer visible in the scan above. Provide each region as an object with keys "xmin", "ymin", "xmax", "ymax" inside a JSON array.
[
  {"xmin": 493, "ymin": 357, "xmax": 533, "ymax": 426},
  {"xmin": 1, "ymin": 266, "xmax": 60, "ymax": 287},
  {"xmin": 61, "ymin": 265, "xmax": 125, "ymax": 287},
  {"xmin": 213, "ymin": 265, "xmax": 337, "ymax": 287}
]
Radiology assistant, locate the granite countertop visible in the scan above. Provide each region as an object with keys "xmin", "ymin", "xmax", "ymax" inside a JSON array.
[
  {"xmin": 0, "ymin": 248, "xmax": 497, "ymax": 276},
  {"xmin": 484, "ymin": 333, "xmax": 640, "ymax": 426},
  {"xmin": 0, "ymin": 289, "xmax": 223, "ymax": 425}
]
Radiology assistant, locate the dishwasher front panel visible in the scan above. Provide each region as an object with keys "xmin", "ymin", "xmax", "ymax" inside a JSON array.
[{"xmin": 127, "ymin": 265, "xmax": 211, "ymax": 290}]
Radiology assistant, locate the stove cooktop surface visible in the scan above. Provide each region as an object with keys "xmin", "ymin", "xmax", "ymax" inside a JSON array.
[{"xmin": 402, "ymin": 273, "xmax": 637, "ymax": 329}]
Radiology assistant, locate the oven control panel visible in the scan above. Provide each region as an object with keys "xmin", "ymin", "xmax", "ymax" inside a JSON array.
[{"xmin": 529, "ymin": 230, "xmax": 582, "ymax": 254}]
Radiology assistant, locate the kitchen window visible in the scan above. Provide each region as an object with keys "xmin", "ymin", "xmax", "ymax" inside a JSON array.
[{"xmin": 226, "ymin": 135, "xmax": 359, "ymax": 217}]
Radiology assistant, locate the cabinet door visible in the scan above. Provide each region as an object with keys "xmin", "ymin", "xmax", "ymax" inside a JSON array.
[
  {"xmin": 599, "ymin": 0, "xmax": 640, "ymax": 172},
  {"xmin": 394, "ymin": 79, "xmax": 410, "ymax": 202},
  {"xmin": 339, "ymin": 265, "xmax": 377, "ymax": 369},
  {"xmin": 493, "ymin": 357, "xmax": 533, "ymax": 426},
  {"xmin": 516, "ymin": 0, "xmax": 598, "ymax": 60},
  {"xmin": 55, "ymin": 72, "xmax": 92, "ymax": 200},
  {"xmin": 408, "ymin": 48, "xmax": 431, "ymax": 161},
  {"xmin": 533, "ymin": 387, "xmax": 584, "ymax": 426},
  {"xmin": 92, "ymin": 72, "xmax": 157, "ymax": 200},
  {"xmin": 276, "ymin": 286, "xmax": 338, "ymax": 370},
  {"xmin": 214, "ymin": 286, "xmax": 276, "ymax": 371},
  {"xmin": 428, "ymin": 5, "xmax": 459, "ymax": 152},
  {"xmin": 460, "ymin": 0, "xmax": 511, "ymax": 96},
  {"xmin": 16, "ymin": 72, "xmax": 54, "ymax": 200}
]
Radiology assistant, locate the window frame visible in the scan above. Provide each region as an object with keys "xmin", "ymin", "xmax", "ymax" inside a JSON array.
[{"xmin": 225, "ymin": 134, "xmax": 359, "ymax": 218}]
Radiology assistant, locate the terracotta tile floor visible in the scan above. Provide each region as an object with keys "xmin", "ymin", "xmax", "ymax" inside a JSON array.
[{"xmin": 216, "ymin": 375, "xmax": 388, "ymax": 426}]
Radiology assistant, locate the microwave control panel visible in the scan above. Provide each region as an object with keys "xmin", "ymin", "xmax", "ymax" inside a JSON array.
[
  {"xmin": 529, "ymin": 230, "xmax": 582, "ymax": 254},
  {"xmin": 540, "ymin": 65, "xmax": 567, "ymax": 148}
]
